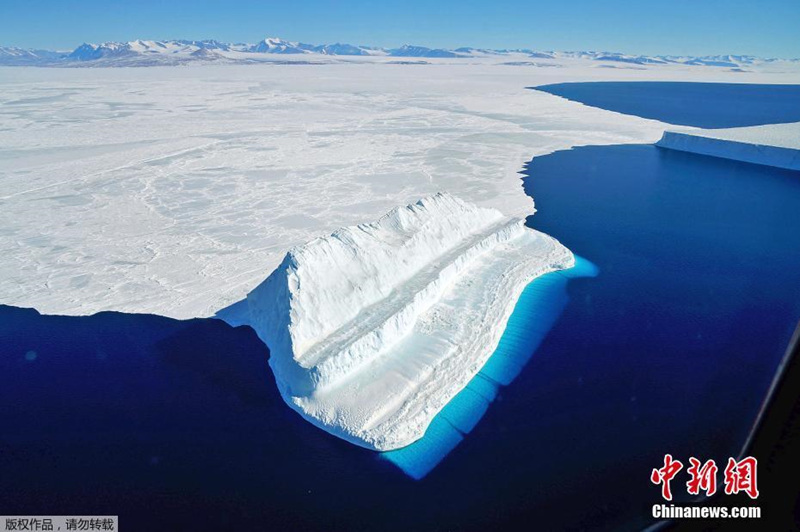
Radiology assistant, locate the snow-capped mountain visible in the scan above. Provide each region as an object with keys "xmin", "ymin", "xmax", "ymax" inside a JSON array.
[
  {"xmin": 248, "ymin": 37, "xmax": 313, "ymax": 54},
  {"xmin": 591, "ymin": 53, "xmax": 669, "ymax": 65},
  {"xmin": 69, "ymin": 42, "xmax": 130, "ymax": 61},
  {"xmin": 176, "ymin": 39, "xmax": 232, "ymax": 51},
  {"xmin": 66, "ymin": 40, "xmax": 227, "ymax": 64},
  {"xmin": 387, "ymin": 44, "xmax": 464, "ymax": 58},
  {"xmin": 0, "ymin": 37, "xmax": 795, "ymax": 67},
  {"xmin": 527, "ymin": 51, "xmax": 556, "ymax": 59},
  {"xmin": 313, "ymin": 43, "xmax": 375, "ymax": 56},
  {"xmin": 0, "ymin": 46, "xmax": 64, "ymax": 65}
]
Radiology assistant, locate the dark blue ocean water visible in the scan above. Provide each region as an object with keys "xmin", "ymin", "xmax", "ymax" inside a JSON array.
[{"xmin": 534, "ymin": 82, "xmax": 800, "ymax": 127}]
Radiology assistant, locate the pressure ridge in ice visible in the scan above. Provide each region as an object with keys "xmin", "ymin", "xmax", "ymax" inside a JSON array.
[{"xmin": 238, "ymin": 192, "xmax": 573, "ymax": 450}]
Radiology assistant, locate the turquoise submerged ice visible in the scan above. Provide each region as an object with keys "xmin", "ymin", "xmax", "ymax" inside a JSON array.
[
  {"xmin": 239, "ymin": 193, "xmax": 574, "ymax": 451},
  {"xmin": 382, "ymin": 255, "xmax": 598, "ymax": 478}
]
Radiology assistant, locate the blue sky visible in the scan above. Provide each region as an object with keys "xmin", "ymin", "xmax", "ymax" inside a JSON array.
[{"xmin": 2, "ymin": 0, "xmax": 799, "ymax": 57}]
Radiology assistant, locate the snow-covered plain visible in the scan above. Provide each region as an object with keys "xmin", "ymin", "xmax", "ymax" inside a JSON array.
[
  {"xmin": 657, "ymin": 122, "xmax": 800, "ymax": 170},
  {"xmin": 228, "ymin": 192, "xmax": 572, "ymax": 450},
  {"xmin": 1, "ymin": 60, "xmax": 799, "ymax": 318}
]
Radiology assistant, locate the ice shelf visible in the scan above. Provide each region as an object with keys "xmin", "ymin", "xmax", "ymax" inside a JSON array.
[
  {"xmin": 225, "ymin": 192, "xmax": 574, "ymax": 450},
  {"xmin": 656, "ymin": 122, "xmax": 800, "ymax": 171}
]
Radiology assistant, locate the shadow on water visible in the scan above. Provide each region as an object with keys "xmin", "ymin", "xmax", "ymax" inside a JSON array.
[{"xmin": 532, "ymin": 82, "xmax": 800, "ymax": 128}]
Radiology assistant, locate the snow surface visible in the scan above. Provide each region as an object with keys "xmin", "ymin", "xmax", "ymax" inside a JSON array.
[
  {"xmin": 1, "ymin": 62, "xmax": 798, "ymax": 318},
  {"xmin": 228, "ymin": 193, "xmax": 573, "ymax": 450},
  {"xmin": 657, "ymin": 122, "xmax": 800, "ymax": 170}
]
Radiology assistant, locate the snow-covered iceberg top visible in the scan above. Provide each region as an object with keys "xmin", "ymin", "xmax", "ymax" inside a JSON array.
[{"xmin": 238, "ymin": 192, "xmax": 574, "ymax": 450}]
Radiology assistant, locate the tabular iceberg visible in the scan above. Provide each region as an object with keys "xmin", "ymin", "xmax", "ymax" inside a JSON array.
[{"xmin": 236, "ymin": 192, "xmax": 573, "ymax": 450}]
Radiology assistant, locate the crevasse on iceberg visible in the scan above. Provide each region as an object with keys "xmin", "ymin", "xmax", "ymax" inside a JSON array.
[{"xmin": 243, "ymin": 192, "xmax": 573, "ymax": 450}]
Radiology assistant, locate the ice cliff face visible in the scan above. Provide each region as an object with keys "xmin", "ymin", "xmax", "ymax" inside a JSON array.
[
  {"xmin": 241, "ymin": 193, "xmax": 574, "ymax": 450},
  {"xmin": 657, "ymin": 123, "xmax": 800, "ymax": 171}
]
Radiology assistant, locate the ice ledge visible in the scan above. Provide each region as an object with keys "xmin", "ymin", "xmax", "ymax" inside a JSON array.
[
  {"xmin": 656, "ymin": 122, "xmax": 800, "ymax": 171},
  {"xmin": 223, "ymin": 192, "xmax": 574, "ymax": 450}
]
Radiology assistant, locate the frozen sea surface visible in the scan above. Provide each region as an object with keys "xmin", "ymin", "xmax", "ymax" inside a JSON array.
[{"xmin": 4, "ymin": 64, "xmax": 797, "ymax": 319}]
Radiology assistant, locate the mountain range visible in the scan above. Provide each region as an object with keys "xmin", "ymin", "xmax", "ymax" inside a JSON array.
[{"xmin": 0, "ymin": 37, "xmax": 793, "ymax": 68}]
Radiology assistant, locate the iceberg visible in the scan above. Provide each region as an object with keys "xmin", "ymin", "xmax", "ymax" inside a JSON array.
[
  {"xmin": 381, "ymin": 256, "xmax": 598, "ymax": 478},
  {"xmin": 226, "ymin": 192, "xmax": 573, "ymax": 450}
]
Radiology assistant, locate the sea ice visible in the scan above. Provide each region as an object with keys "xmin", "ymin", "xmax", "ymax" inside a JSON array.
[
  {"xmin": 228, "ymin": 192, "xmax": 573, "ymax": 450},
  {"xmin": 3, "ymin": 63, "xmax": 795, "ymax": 319}
]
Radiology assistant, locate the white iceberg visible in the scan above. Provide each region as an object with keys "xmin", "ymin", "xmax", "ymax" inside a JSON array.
[{"xmin": 232, "ymin": 192, "xmax": 573, "ymax": 450}]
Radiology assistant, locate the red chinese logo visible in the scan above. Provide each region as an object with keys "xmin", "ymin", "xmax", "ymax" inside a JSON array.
[
  {"xmin": 686, "ymin": 457, "xmax": 718, "ymax": 496},
  {"xmin": 723, "ymin": 457, "xmax": 759, "ymax": 499},
  {"xmin": 651, "ymin": 454, "xmax": 683, "ymax": 501},
  {"xmin": 651, "ymin": 455, "xmax": 758, "ymax": 500}
]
